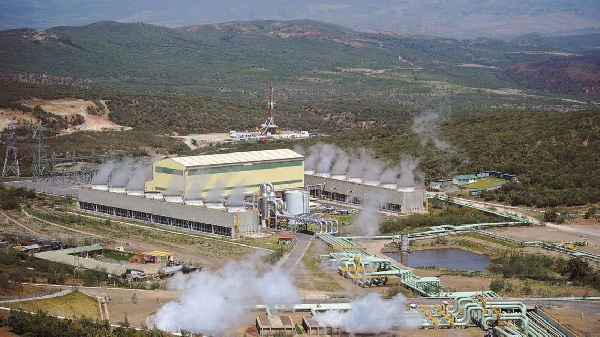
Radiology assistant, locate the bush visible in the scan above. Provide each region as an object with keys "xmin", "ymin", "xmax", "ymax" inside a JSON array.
[{"xmin": 489, "ymin": 278, "xmax": 505, "ymax": 292}]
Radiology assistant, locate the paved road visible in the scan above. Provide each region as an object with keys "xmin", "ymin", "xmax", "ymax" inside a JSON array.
[
  {"xmin": 0, "ymin": 288, "xmax": 75, "ymax": 304},
  {"xmin": 277, "ymin": 233, "xmax": 313, "ymax": 274}
]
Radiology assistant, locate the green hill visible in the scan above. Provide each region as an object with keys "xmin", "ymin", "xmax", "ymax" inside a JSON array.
[{"xmin": 2, "ymin": 20, "xmax": 592, "ymax": 100}]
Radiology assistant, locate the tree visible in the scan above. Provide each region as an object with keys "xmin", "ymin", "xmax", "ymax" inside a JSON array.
[
  {"xmin": 584, "ymin": 206, "xmax": 597, "ymax": 220},
  {"xmin": 543, "ymin": 209, "xmax": 558, "ymax": 223}
]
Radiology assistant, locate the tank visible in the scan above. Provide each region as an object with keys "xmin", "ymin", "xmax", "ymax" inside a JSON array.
[
  {"xmin": 401, "ymin": 233, "xmax": 409, "ymax": 252},
  {"xmin": 285, "ymin": 190, "xmax": 310, "ymax": 215}
]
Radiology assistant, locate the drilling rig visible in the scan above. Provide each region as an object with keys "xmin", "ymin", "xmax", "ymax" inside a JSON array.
[{"xmin": 229, "ymin": 85, "xmax": 313, "ymax": 141}]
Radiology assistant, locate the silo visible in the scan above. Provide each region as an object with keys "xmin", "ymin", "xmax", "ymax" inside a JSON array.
[
  {"xmin": 400, "ymin": 233, "xmax": 409, "ymax": 253},
  {"xmin": 285, "ymin": 190, "xmax": 309, "ymax": 215}
]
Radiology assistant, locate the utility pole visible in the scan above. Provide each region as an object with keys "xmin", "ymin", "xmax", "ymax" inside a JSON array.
[
  {"xmin": 31, "ymin": 125, "xmax": 49, "ymax": 177},
  {"xmin": 2, "ymin": 121, "xmax": 20, "ymax": 177}
]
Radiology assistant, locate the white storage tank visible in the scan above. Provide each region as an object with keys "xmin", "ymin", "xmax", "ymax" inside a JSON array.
[{"xmin": 285, "ymin": 190, "xmax": 310, "ymax": 215}]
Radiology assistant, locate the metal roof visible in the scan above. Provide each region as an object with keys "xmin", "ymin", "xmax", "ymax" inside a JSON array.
[{"xmin": 169, "ymin": 149, "xmax": 303, "ymax": 168}]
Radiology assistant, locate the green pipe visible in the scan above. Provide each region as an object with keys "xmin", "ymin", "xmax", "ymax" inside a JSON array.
[{"xmin": 493, "ymin": 326, "xmax": 520, "ymax": 337}]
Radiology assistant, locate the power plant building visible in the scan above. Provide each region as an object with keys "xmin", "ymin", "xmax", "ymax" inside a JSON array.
[
  {"xmin": 304, "ymin": 173, "xmax": 425, "ymax": 213},
  {"xmin": 144, "ymin": 149, "xmax": 305, "ymax": 198}
]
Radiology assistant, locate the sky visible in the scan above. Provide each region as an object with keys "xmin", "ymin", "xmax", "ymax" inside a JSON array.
[{"xmin": 0, "ymin": 0, "xmax": 598, "ymax": 38}]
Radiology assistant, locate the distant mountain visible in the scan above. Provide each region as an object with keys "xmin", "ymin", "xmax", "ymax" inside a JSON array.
[
  {"xmin": 0, "ymin": 20, "xmax": 598, "ymax": 98},
  {"xmin": 511, "ymin": 33, "xmax": 600, "ymax": 52},
  {"xmin": 0, "ymin": 1, "xmax": 598, "ymax": 39},
  {"xmin": 506, "ymin": 52, "xmax": 600, "ymax": 95}
]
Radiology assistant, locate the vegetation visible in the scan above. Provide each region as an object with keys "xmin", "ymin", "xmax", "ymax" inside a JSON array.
[
  {"xmin": 380, "ymin": 203, "xmax": 504, "ymax": 234},
  {"xmin": 3, "ymin": 291, "xmax": 100, "ymax": 319},
  {"xmin": 505, "ymin": 52, "xmax": 600, "ymax": 96},
  {"xmin": 0, "ymin": 186, "xmax": 37, "ymax": 210},
  {"xmin": 462, "ymin": 233, "xmax": 521, "ymax": 249},
  {"xmin": 491, "ymin": 252, "xmax": 600, "ymax": 291},
  {"xmin": 4, "ymin": 309, "xmax": 171, "ymax": 337},
  {"xmin": 0, "ymin": 248, "xmax": 117, "ymax": 287}
]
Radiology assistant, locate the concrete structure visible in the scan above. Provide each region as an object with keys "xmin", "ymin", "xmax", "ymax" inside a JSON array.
[
  {"xmin": 34, "ymin": 244, "xmax": 126, "ymax": 275},
  {"xmin": 305, "ymin": 173, "xmax": 425, "ymax": 213},
  {"xmin": 453, "ymin": 174, "xmax": 478, "ymax": 186},
  {"xmin": 145, "ymin": 149, "xmax": 304, "ymax": 199},
  {"xmin": 78, "ymin": 189, "xmax": 259, "ymax": 238},
  {"xmin": 429, "ymin": 179, "xmax": 453, "ymax": 190},
  {"xmin": 256, "ymin": 315, "xmax": 294, "ymax": 336}
]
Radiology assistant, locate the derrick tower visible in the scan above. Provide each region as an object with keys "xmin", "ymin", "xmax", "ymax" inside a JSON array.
[{"xmin": 259, "ymin": 84, "xmax": 278, "ymax": 135}]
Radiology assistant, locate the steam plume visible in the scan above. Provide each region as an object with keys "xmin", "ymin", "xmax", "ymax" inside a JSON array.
[
  {"xmin": 412, "ymin": 110, "xmax": 450, "ymax": 150},
  {"xmin": 126, "ymin": 163, "xmax": 151, "ymax": 191},
  {"xmin": 355, "ymin": 190, "xmax": 382, "ymax": 237},
  {"xmin": 314, "ymin": 293, "xmax": 423, "ymax": 334},
  {"xmin": 398, "ymin": 156, "xmax": 420, "ymax": 187},
  {"xmin": 91, "ymin": 161, "xmax": 116, "ymax": 185},
  {"xmin": 150, "ymin": 259, "xmax": 300, "ymax": 335}
]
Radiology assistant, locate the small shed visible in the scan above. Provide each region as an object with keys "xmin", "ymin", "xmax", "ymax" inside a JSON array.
[
  {"xmin": 256, "ymin": 315, "xmax": 294, "ymax": 336},
  {"xmin": 134, "ymin": 250, "xmax": 174, "ymax": 264},
  {"xmin": 278, "ymin": 233, "xmax": 297, "ymax": 245},
  {"xmin": 453, "ymin": 174, "xmax": 478, "ymax": 186},
  {"xmin": 302, "ymin": 316, "xmax": 334, "ymax": 335},
  {"xmin": 19, "ymin": 243, "xmax": 41, "ymax": 253}
]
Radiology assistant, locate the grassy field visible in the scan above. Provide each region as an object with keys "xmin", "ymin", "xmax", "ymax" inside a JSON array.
[
  {"xmin": 4, "ymin": 291, "xmax": 100, "ymax": 319},
  {"xmin": 462, "ymin": 177, "xmax": 507, "ymax": 189}
]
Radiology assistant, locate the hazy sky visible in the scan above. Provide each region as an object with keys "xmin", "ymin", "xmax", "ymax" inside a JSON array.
[{"xmin": 0, "ymin": 0, "xmax": 598, "ymax": 38}]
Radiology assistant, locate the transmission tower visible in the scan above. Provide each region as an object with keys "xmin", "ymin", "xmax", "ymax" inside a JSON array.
[
  {"xmin": 2, "ymin": 121, "xmax": 20, "ymax": 177},
  {"xmin": 31, "ymin": 125, "xmax": 49, "ymax": 177}
]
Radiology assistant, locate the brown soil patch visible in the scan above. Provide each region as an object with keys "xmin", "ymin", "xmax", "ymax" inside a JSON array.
[
  {"xmin": 544, "ymin": 306, "xmax": 600, "ymax": 337},
  {"xmin": 79, "ymin": 287, "xmax": 179, "ymax": 328},
  {"xmin": 6, "ymin": 98, "xmax": 130, "ymax": 133}
]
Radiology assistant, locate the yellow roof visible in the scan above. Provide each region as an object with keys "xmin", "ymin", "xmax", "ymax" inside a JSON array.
[{"xmin": 169, "ymin": 149, "xmax": 303, "ymax": 168}]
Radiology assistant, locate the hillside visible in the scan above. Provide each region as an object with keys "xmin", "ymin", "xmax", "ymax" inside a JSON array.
[
  {"xmin": 506, "ymin": 52, "xmax": 600, "ymax": 95},
  {"xmin": 1, "ymin": 20, "xmax": 596, "ymax": 102}
]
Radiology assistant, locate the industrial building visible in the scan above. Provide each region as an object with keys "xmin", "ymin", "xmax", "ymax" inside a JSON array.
[
  {"xmin": 144, "ymin": 149, "xmax": 304, "ymax": 199},
  {"xmin": 78, "ymin": 148, "xmax": 425, "ymax": 239},
  {"xmin": 305, "ymin": 172, "xmax": 425, "ymax": 213}
]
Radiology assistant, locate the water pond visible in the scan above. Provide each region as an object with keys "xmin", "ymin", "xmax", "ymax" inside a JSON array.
[{"xmin": 385, "ymin": 248, "xmax": 491, "ymax": 273}]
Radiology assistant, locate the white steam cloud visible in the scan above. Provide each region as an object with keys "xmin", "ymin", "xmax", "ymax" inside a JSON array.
[
  {"xmin": 412, "ymin": 110, "xmax": 450, "ymax": 150},
  {"xmin": 314, "ymin": 293, "xmax": 423, "ymax": 334},
  {"xmin": 92, "ymin": 159, "xmax": 150, "ymax": 189},
  {"xmin": 150, "ymin": 259, "xmax": 300, "ymax": 335},
  {"xmin": 301, "ymin": 143, "xmax": 422, "ymax": 187},
  {"xmin": 355, "ymin": 190, "xmax": 382, "ymax": 237}
]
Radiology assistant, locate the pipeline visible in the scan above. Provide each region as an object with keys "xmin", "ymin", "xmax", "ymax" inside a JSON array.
[{"xmin": 493, "ymin": 326, "xmax": 520, "ymax": 337}]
